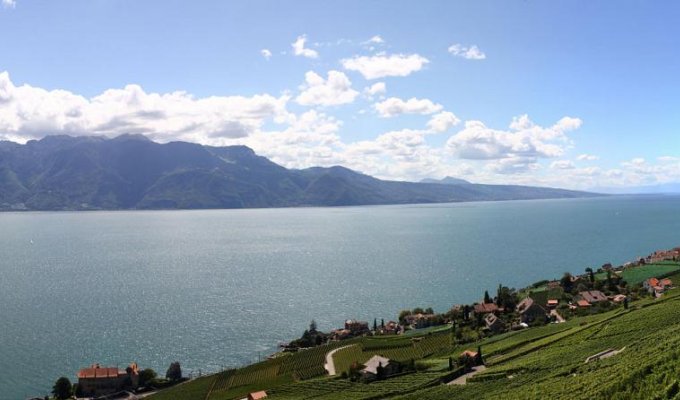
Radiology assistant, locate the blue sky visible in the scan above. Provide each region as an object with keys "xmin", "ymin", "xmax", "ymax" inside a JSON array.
[{"xmin": 1, "ymin": 1, "xmax": 679, "ymax": 189}]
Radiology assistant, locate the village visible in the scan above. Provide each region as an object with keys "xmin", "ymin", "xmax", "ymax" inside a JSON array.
[{"xmin": 43, "ymin": 246, "xmax": 679, "ymax": 400}]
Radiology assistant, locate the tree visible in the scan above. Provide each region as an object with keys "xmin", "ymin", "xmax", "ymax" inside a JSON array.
[
  {"xmin": 463, "ymin": 305, "xmax": 470, "ymax": 321},
  {"xmin": 483, "ymin": 290, "xmax": 492, "ymax": 304},
  {"xmin": 139, "ymin": 368, "xmax": 158, "ymax": 386},
  {"xmin": 623, "ymin": 297, "xmax": 629, "ymax": 310},
  {"xmin": 373, "ymin": 318, "xmax": 377, "ymax": 332},
  {"xmin": 585, "ymin": 267, "xmax": 594, "ymax": 283},
  {"xmin": 309, "ymin": 320, "xmax": 317, "ymax": 333},
  {"xmin": 425, "ymin": 307, "xmax": 434, "ymax": 314},
  {"xmin": 476, "ymin": 345, "xmax": 484, "ymax": 365},
  {"xmin": 560, "ymin": 272, "xmax": 574, "ymax": 292},
  {"xmin": 381, "ymin": 319, "xmax": 385, "ymax": 329},
  {"xmin": 52, "ymin": 377, "xmax": 72, "ymax": 400},
  {"xmin": 166, "ymin": 362, "xmax": 182, "ymax": 381},
  {"xmin": 448, "ymin": 357, "xmax": 453, "ymax": 371}
]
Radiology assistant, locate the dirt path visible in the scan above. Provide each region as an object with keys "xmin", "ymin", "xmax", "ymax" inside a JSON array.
[
  {"xmin": 324, "ymin": 345, "xmax": 356, "ymax": 376},
  {"xmin": 447, "ymin": 365, "xmax": 487, "ymax": 385}
]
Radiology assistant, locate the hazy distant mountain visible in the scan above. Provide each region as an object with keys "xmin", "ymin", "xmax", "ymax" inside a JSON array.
[
  {"xmin": 592, "ymin": 182, "xmax": 680, "ymax": 195},
  {"xmin": 420, "ymin": 176, "xmax": 472, "ymax": 185},
  {"xmin": 0, "ymin": 135, "xmax": 601, "ymax": 211}
]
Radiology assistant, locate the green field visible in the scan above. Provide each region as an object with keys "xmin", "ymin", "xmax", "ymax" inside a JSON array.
[
  {"xmin": 595, "ymin": 262, "xmax": 680, "ymax": 285},
  {"xmin": 150, "ymin": 273, "xmax": 680, "ymax": 400}
]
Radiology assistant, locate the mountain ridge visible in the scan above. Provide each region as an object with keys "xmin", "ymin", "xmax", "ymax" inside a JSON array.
[{"xmin": 0, "ymin": 135, "xmax": 602, "ymax": 211}]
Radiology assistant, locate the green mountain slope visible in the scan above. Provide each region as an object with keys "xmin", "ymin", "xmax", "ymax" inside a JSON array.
[{"xmin": 0, "ymin": 134, "xmax": 600, "ymax": 211}]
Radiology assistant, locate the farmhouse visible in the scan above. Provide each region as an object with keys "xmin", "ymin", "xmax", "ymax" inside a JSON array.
[
  {"xmin": 473, "ymin": 303, "xmax": 499, "ymax": 316},
  {"xmin": 547, "ymin": 299, "xmax": 559, "ymax": 309},
  {"xmin": 77, "ymin": 363, "xmax": 139, "ymax": 397},
  {"xmin": 403, "ymin": 313, "xmax": 438, "ymax": 329},
  {"xmin": 484, "ymin": 313, "xmax": 505, "ymax": 333},
  {"xmin": 360, "ymin": 355, "xmax": 400, "ymax": 381},
  {"xmin": 579, "ymin": 290, "xmax": 608, "ymax": 304},
  {"xmin": 344, "ymin": 319, "xmax": 370, "ymax": 335},
  {"xmin": 517, "ymin": 297, "xmax": 547, "ymax": 324}
]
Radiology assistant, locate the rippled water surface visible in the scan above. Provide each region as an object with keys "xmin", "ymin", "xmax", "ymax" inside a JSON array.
[{"xmin": 2, "ymin": 195, "xmax": 679, "ymax": 399}]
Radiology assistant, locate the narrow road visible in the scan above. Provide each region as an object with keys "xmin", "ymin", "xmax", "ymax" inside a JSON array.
[
  {"xmin": 447, "ymin": 365, "xmax": 487, "ymax": 385},
  {"xmin": 324, "ymin": 345, "xmax": 356, "ymax": 376}
]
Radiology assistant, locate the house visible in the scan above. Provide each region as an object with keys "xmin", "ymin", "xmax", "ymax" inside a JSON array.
[
  {"xmin": 484, "ymin": 313, "xmax": 505, "ymax": 333},
  {"xmin": 643, "ymin": 278, "xmax": 668, "ymax": 295},
  {"xmin": 576, "ymin": 299, "xmax": 591, "ymax": 308},
  {"xmin": 344, "ymin": 320, "xmax": 370, "ymax": 335},
  {"xmin": 473, "ymin": 303, "xmax": 499, "ymax": 316},
  {"xmin": 517, "ymin": 297, "xmax": 547, "ymax": 324},
  {"xmin": 547, "ymin": 280, "xmax": 561, "ymax": 290},
  {"xmin": 381, "ymin": 321, "xmax": 400, "ymax": 335},
  {"xmin": 579, "ymin": 290, "xmax": 608, "ymax": 304},
  {"xmin": 248, "ymin": 391, "xmax": 268, "ymax": 400},
  {"xmin": 547, "ymin": 299, "xmax": 559, "ymax": 309},
  {"xmin": 77, "ymin": 363, "xmax": 139, "ymax": 397},
  {"xmin": 360, "ymin": 355, "xmax": 400, "ymax": 381},
  {"xmin": 403, "ymin": 313, "xmax": 438, "ymax": 329},
  {"xmin": 459, "ymin": 350, "xmax": 483, "ymax": 367},
  {"xmin": 611, "ymin": 294, "xmax": 627, "ymax": 303}
]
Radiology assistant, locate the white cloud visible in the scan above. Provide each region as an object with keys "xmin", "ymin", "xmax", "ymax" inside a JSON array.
[
  {"xmin": 364, "ymin": 82, "xmax": 386, "ymax": 97},
  {"xmin": 448, "ymin": 43, "xmax": 486, "ymax": 60},
  {"xmin": 291, "ymin": 35, "xmax": 319, "ymax": 59},
  {"xmin": 1, "ymin": 0, "xmax": 15, "ymax": 8},
  {"xmin": 295, "ymin": 70, "xmax": 359, "ymax": 107},
  {"xmin": 0, "ymin": 71, "xmax": 290, "ymax": 144},
  {"xmin": 550, "ymin": 160, "xmax": 576, "ymax": 170},
  {"xmin": 446, "ymin": 115, "xmax": 580, "ymax": 160},
  {"xmin": 577, "ymin": 153, "xmax": 599, "ymax": 161},
  {"xmin": 426, "ymin": 111, "xmax": 460, "ymax": 133},
  {"xmin": 341, "ymin": 53, "xmax": 429, "ymax": 79},
  {"xmin": 367, "ymin": 35, "xmax": 384, "ymax": 44},
  {"xmin": 260, "ymin": 49, "xmax": 272, "ymax": 60},
  {"xmin": 486, "ymin": 157, "xmax": 540, "ymax": 175},
  {"xmin": 374, "ymin": 97, "xmax": 443, "ymax": 118}
]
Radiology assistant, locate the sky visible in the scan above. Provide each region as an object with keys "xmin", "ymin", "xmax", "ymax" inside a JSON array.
[{"xmin": 0, "ymin": 1, "xmax": 679, "ymax": 190}]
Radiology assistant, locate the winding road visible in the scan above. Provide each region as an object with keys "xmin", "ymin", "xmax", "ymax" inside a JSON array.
[{"xmin": 323, "ymin": 345, "xmax": 356, "ymax": 376}]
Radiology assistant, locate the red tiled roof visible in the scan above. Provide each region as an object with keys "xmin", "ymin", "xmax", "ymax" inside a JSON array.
[
  {"xmin": 460, "ymin": 350, "xmax": 478, "ymax": 358},
  {"xmin": 648, "ymin": 278, "xmax": 660, "ymax": 287},
  {"xmin": 579, "ymin": 291, "xmax": 608, "ymax": 303},
  {"xmin": 661, "ymin": 278, "xmax": 672, "ymax": 286},
  {"xmin": 249, "ymin": 390, "xmax": 268, "ymax": 399},
  {"xmin": 473, "ymin": 303, "xmax": 498, "ymax": 314},
  {"xmin": 78, "ymin": 366, "xmax": 121, "ymax": 379},
  {"xmin": 577, "ymin": 300, "xmax": 591, "ymax": 307},
  {"xmin": 547, "ymin": 299, "xmax": 559, "ymax": 305}
]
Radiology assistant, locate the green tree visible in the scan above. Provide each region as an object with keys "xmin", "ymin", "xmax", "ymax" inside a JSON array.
[
  {"xmin": 483, "ymin": 290, "xmax": 491, "ymax": 304},
  {"xmin": 166, "ymin": 362, "xmax": 182, "ymax": 381},
  {"xmin": 585, "ymin": 267, "xmax": 594, "ymax": 283},
  {"xmin": 52, "ymin": 377, "xmax": 72, "ymax": 400},
  {"xmin": 139, "ymin": 368, "xmax": 158, "ymax": 386},
  {"xmin": 309, "ymin": 320, "xmax": 317, "ymax": 333},
  {"xmin": 560, "ymin": 272, "xmax": 574, "ymax": 292}
]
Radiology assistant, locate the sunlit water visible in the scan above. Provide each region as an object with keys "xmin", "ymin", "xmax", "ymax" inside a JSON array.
[{"xmin": 1, "ymin": 195, "xmax": 679, "ymax": 399}]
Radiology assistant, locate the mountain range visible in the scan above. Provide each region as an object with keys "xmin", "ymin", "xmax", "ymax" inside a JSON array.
[{"xmin": 0, "ymin": 134, "xmax": 600, "ymax": 211}]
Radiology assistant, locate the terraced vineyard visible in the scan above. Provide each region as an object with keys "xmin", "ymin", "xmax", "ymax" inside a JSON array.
[{"xmin": 151, "ymin": 274, "xmax": 680, "ymax": 400}]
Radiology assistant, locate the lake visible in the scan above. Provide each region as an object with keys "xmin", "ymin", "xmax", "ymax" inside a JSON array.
[{"xmin": 1, "ymin": 195, "xmax": 679, "ymax": 399}]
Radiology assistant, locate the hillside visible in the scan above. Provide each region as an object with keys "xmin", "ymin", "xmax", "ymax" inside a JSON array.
[
  {"xmin": 149, "ymin": 270, "xmax": 680, "ymax": 400},
  {"xmin": 0, "ymin": 135, "xmax": 599, "ymax": 211}
]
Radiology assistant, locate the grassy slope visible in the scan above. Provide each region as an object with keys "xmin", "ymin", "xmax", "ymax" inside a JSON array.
[{"xmin": 151, "ymin": 273, "xmax": 680, "ymax": 400}]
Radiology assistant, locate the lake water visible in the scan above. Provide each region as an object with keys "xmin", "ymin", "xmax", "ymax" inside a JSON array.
[{"xmin": 1, "ymin": 195, "xmax": 679, "ymax": 399}]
